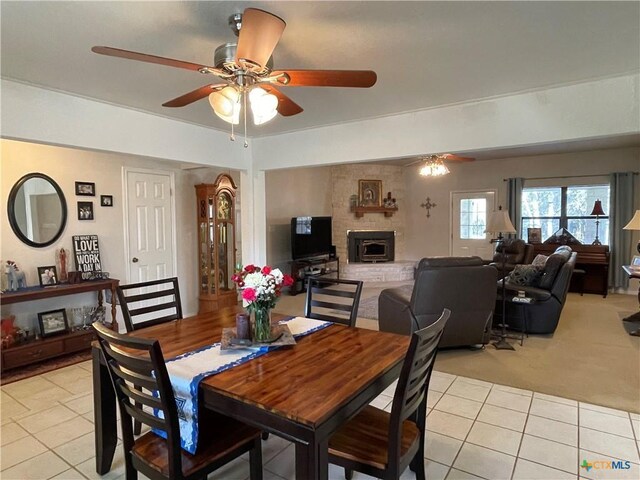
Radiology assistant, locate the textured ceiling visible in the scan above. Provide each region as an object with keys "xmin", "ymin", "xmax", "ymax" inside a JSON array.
[{"xmin": 1, "ymin": 1, "xmax": 639, "ymax": 137}]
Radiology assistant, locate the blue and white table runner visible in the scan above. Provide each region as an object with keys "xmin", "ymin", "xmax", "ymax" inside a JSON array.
[{"xmin": 153, "ymin": 316, "xmax": 332, "ymax": 454}]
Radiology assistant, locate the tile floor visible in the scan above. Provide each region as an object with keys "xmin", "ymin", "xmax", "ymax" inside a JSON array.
[{"xmin": 1, "ymin": 361, "xmax": 639, "ymax": 480}]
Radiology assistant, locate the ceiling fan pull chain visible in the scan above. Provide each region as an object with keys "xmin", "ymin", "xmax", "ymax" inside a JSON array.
[
  {"xmin": 243, "ymin": 90, "xmax": 248, "ymax": 148},
  {"xmin": 230, "ymin": 115, "xmax": 235, "ymax": 142}
]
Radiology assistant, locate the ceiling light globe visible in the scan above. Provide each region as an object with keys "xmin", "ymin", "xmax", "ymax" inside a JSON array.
[
  {"xmin": 249, "ymin": 87, "xmax": 278, "ymax": 125},
  {"xmin": 209, "ymin": 87, "xmax": 240, "ymax": 124}
]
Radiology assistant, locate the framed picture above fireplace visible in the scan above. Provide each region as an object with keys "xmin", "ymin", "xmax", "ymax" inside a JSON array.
[{"xmin": 358, "ymin": 179, "xmax": 382, "ymax": 207}]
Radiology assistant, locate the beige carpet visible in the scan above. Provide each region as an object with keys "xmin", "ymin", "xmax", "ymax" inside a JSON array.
[
  {"xmin": 277, "ymin": 286, "xmax": 640, "ymax": 413},
  {"xmin": 435, "ymin": 293, "xmax": 640, "ymax": 413}
]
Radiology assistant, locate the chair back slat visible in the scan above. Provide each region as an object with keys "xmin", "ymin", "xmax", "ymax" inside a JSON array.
[
  {"xmin": 122, "ymin": 402, "xmax": 168, "ymax": 431},
  {"xmin": 310, "ymin": 287, "xmax": 358, "ymax": 299},
  {"xmin": 101, "ymin": 343, "xmax": 155, "ymax": 375},
  {"xmin": 124, "ymin": 288, "xmax": 179, "ymax": 304},
  {"xmin": 117, "ymin": 277, "xmax": 183, "ymax": 332},
  {"xmin": 111, "ymin": 364, "xmax": 159, "ymax": 391},
  {"xmin": 310, "ymin": 300, "xmax": 354, "ymax": 312},
  {"xmin": 93, "ymin": 322, "xmax": 183, "ymax": 478},
  {"xmin": 119, "ymin": 382, "xmax": 163, "ymax": 411},
  {"xmin": 387, "ymin": 309, "xmax": 450, "ymax": 472},
  {"xmin": 129, "ymin": 301, "xmax": 179, "ymax": 318},
  {"xmin": 304, "ymin": 278, "xmax": 363, "ymax": 327}
]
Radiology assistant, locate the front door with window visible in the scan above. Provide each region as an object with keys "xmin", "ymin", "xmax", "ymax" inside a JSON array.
[{"xmin": 451, "ymin": 191, "xmax": 496, "ymax": 260}]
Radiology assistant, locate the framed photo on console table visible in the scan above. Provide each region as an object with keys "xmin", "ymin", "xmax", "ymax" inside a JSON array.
[
  {"xmin": 358, "ymin": 179, "xmax": 382, "ymax": 207},
  {"xmin": 38, "ymin": 309, "xmax": 69, "ymax": 337},
  {"xmin": 527, "ymin": 227, "xmax": 542, "ymax": 244}
]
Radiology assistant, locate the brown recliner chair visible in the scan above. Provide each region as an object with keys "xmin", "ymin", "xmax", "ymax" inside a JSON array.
[
  {"xmin": 489, "ymin": 238, "xmax": 534, "ymax": 278},
  {"xmin": 378, "ymin": 257, "xmax": 498, "ymax": 348}
]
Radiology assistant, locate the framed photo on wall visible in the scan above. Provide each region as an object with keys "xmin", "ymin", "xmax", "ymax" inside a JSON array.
[
  {"xmin": 100, "ymin": 195, "xmax": 113, "ymax": 207},
  {"xmin": 358, "ymin": 179, "xmax": 382, "ymax": 207},
  {"xmin": 75, "ymin": 181, "xmax": 95, "ymax": 196},
  {"xmin": 37, "ymin": 309, "xmax": 69, "ymax": 337},
  {"xmin": 78, "ymin": 201, "xmax": 94, "ymax": 220},
  {"xmin": 37, "ymin": 266, "xmax": 58, "ymax": 287}
]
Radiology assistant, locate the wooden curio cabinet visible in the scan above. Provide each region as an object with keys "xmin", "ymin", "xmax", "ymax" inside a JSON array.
[{"xmin": 195, "ymin": 174, "xmax": 238, "ymax": 313}]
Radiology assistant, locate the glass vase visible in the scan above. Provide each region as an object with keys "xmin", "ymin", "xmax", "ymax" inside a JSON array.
[{"xmin": 252, "ymin": 307, "xmax": 272, "ymax": 343}]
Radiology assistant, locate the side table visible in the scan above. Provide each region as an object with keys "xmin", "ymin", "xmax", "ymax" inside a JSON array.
[
  {"xmin": 493, "ymin": 294, "xmax": 535, "ymax": 347},
  {"xmin": 621, "ymin": 265, "xmax": 640, "ymax": 336}
]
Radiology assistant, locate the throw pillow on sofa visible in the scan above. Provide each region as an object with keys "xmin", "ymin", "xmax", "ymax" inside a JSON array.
[
  {"xmin": 532, "ymin": 254, "xmax": 548, "ymax": 267},
  {"xmin": 506, "ymin": 264, "xmax": 543, "ymax": 286}
]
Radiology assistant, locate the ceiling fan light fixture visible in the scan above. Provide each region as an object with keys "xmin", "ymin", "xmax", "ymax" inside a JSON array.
[
  {"xmin": 419, "ymin": 157, "xmax": 450, "ymax": 177},
  {"xmin": 209, "ymin": 86, "xmax": 240, "ymax": 124},
  {"xmin": 249, "ymin": 87, "xmax": 278, "ymax": 125}
]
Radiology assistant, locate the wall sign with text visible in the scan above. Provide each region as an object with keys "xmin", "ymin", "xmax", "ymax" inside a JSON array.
[{"xmin": 73, "ymin": 235, "xmax": 102, "ymax": 280}]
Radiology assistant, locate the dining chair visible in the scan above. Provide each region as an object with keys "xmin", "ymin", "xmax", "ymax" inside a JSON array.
[
  {"xmin": 93, "ymin": 322, "xmax": 263, "ymax": 480},
  {"xmin": 327, "ymin": 308, "xmax": 450, "ymax": 480},
  {"xmin": 117, "ymin": 277, "xmax": 183, "ymax": 333},
  {"xmin": 304, "ymin": 277, "xmax": 364, "ymax": 327}
]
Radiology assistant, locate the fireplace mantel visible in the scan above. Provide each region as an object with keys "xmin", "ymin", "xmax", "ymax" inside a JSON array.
[{"xmin": 350, "ymin": 206, "xmax": 398, "ymax": 218}]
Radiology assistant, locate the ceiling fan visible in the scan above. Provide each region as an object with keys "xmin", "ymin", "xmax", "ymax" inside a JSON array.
[
  {"xmin": 406, "ymin": 154, "xmax": 475, "ymax": 177},
  {"xmin": 92, "ymin": 8, "xmax": 377, "ymax": 135}
]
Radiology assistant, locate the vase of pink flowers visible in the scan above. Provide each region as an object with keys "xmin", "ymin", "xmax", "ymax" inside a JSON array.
[{"xmin": 232, "ymin": 264, "xmax": 294, "ymax": 343}]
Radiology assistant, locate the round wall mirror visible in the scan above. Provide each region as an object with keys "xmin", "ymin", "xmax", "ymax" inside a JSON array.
[{"xmin": 7, "ymin": 173, "xmax": 67, "ymax": 248}]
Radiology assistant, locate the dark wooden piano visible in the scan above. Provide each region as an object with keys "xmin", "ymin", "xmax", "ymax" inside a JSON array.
[{"xmin": 532, "ymin": 243, "xmax": 610, "ymax": 297}]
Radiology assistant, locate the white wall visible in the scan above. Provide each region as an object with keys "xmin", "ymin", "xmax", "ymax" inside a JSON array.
[
  {"xmin": 0, "ymin": 139, "xmax": 236, "ymax": 331},
  {"xmin": 265, "ymin": 166, "xmax": 333, "ymax": 269},
  {"xmin": 404, "ymin": 147, "xmax": 640, "ymax": 261}
]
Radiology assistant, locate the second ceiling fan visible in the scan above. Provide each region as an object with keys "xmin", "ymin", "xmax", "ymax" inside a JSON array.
[{"xmin": 92, "ymin": 8, "xmax": 377, "ymax": 129}]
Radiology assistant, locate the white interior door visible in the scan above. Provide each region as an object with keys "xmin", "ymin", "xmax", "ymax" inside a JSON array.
[
  {"xmin": 125, "ymin": 169, "xmax": 176, "ymax": 283},
  {"xmin": 451, "ymin": 190, "xmax": 496, "ymax": 260}
]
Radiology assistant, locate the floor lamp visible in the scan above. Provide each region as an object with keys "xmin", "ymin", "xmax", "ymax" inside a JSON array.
[{"xmin": 486, "ymin": 206, "xmax": 517, "ymax": 350}]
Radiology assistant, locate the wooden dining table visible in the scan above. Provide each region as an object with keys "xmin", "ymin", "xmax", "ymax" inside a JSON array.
[{"xmin": 92, "ymin": 305, "xmax": 410, "ymax": 480}]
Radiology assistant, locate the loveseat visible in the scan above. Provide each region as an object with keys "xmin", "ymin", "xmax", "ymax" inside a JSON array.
[
  {"xmin": 497, "ymin": 246, "xmax": 577, "ymax": 334},
  {"xmin": 378, "ymin": 257, "xmax": 498, "ymax": 348}
]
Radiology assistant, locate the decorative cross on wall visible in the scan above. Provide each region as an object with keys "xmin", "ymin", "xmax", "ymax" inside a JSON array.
[{"xmin": 420, "ymin": 197, "xmax": 437, "ymax": 218}]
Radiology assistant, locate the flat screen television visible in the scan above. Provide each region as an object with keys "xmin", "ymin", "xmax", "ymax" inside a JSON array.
[{"xmin": 291, "ymin": 216, "xmax": 332, "ymax": 260}]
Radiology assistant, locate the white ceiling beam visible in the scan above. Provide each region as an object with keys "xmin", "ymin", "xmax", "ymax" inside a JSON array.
[
  {"xmin": 250, "ymin": 74, "xmax": 640, "ymax": 170},
  {"xmin": 0, "ymin": 80, "xmax": 248, "ymax": 170}
]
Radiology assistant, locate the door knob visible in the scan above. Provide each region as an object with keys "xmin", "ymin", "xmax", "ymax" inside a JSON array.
[{"xmin": 132, "ymin": 257, "xmax": 139, "ymax": 263}]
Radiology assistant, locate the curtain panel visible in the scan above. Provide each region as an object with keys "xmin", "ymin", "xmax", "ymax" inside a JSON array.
[
  {"xmin": 609, "ymin": 172, "xmax": 635, "ymax": 290},
  {"xmin": 507, "ymin": 177, "xmax": 524, "ymax": 238}
]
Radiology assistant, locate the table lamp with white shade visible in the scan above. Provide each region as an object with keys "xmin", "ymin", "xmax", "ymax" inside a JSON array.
[
  {"xmin": 485, "ymin": 206, "xmax": 517, "ymax": 350},
  {"xmin": 623, "ymin": 209, "xmax": 640, "ymax": 255}
]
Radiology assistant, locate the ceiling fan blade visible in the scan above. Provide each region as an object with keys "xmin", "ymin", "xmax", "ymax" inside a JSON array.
[
  {"xmin": 91, "ymin": 46, "xmax": 223, "ymax": 74},
  {"xmin": 261, "ymin": 85, "xmax": 303, "ymax": 116},
  {"xmin": 235, "ymin": 8, "xmax": 286, "ymax": 69},
  {"xmin": 441, "ymin": 154, "xmax": 475, "ymax": 162},
  {"xmin": 270, "ymin": 69, "xmax": 377, "ymax": 88},
  {"xmin": 162, "ymin": 84, "xmax": 227, "ymax": 107}
]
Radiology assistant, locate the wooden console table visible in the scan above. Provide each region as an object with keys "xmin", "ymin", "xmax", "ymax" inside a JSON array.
[{"xmin": 0, "ymin": 279, "xmax": 120, "ymax": 371}]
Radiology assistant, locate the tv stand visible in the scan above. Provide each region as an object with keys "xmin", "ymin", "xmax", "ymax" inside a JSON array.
[{"xmin": 288, "ymin": 257, "xmax": 340, "ymax": 296}]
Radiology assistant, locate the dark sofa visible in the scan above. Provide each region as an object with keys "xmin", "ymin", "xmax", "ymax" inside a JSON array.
[
  {"xmin": 497, "ymin": 247, "xmax": 577, "ymax": 334},
  {"xmin": 379, "ymin": 257, "xmax": 498, "ymax": 348}
]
